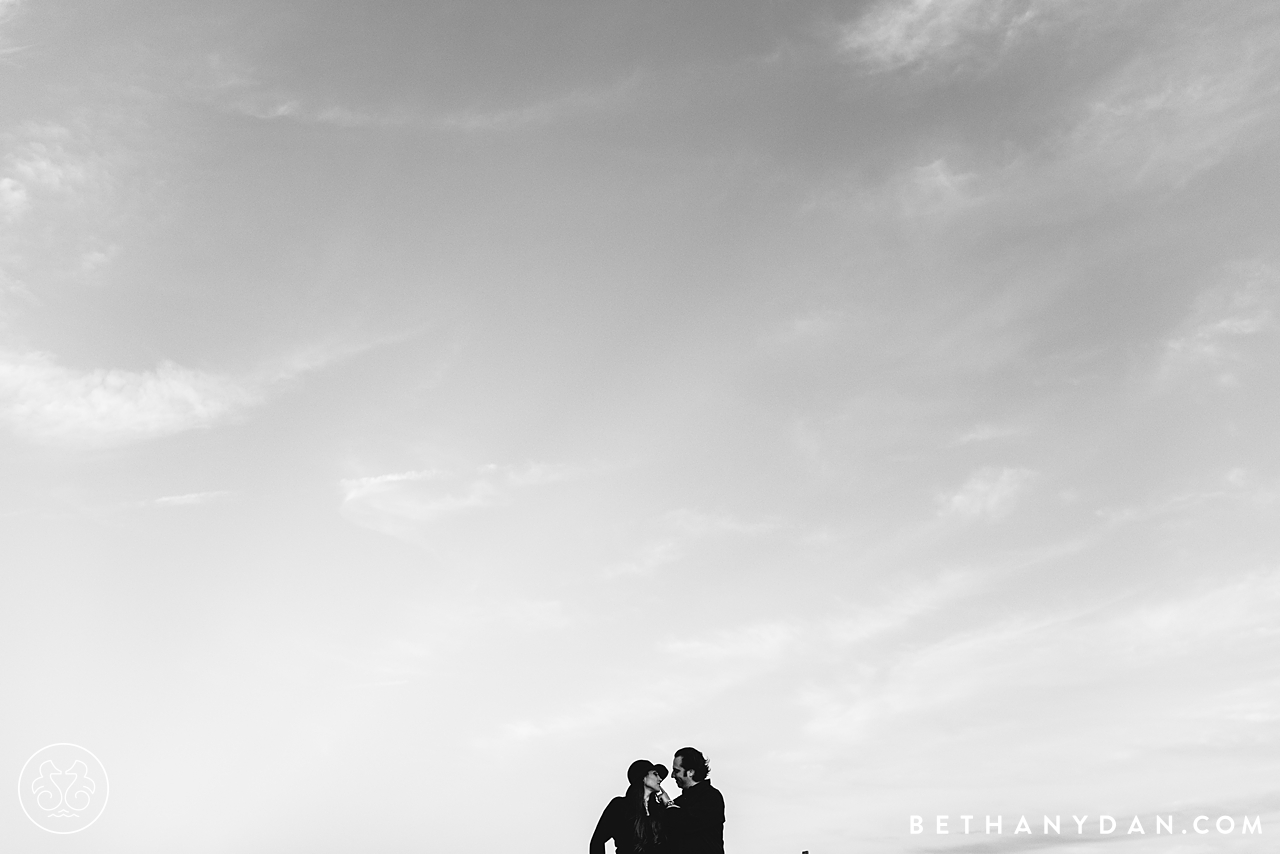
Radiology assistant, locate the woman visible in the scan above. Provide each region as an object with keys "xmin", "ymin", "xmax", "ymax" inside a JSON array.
[{"xmin": 589, "ymin": 759, "xmax": 671, "ymax": 854}]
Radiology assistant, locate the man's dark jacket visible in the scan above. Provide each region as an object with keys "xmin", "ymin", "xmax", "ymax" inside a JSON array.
[{"xmin": 668, "ymin": 781, "xmax": 725, "ymax": 854}]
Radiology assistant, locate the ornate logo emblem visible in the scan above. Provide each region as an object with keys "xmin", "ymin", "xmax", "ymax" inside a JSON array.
[{"xmin": 17, "ymin": 744, "xmax": 109, "ymax": 834}]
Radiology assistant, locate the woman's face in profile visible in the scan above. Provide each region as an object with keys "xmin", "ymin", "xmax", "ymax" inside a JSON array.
[{"xmin": 643, "ymin": 770, "xmax": 664, "ymax": 792}]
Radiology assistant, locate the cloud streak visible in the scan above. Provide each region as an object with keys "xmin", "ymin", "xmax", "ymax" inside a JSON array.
[
  {"xmin": 0, "ymin": 175, "xmax": 27, "ymax": 220},
  {"xmin": 153, "ymin": 491, "xmax": 233, "ymax": 507},
  {"xmin": 0, "ymin": 352, "xmax": 257, "ymax": 447},
  {"xmin": 1066, "ymin": 28, "xmax": 1280, "ymax": 189},
  {"xmin": 0, "ymin": 335, "xmax": 372, "ymax": 447},
  {"xmin": 940, "ymin": 467, "xmax": 1036, "ymax": 520},
  {"xmin": 0, "ymin": 121, "xmax": 125, "ymax": 290},
  {"xmin": 434, "ymin": 74, "xmax": 643, "ymax": 132},
  {"xmin": 201, "ymin": 54, "xmax": 641, "ymax": 134},
  {"xmin": 340, "ymin": 462, "xmax": 581, "ymax": 539},
  {"xmin": 840, "ymin": 0, "xmax": 1080, "ymax": 72},
  {"xmin": 1158, "ymin": 261, "xmax": 1277, "ymax": 388},
  {"xmin": 607, "ymin": 508, "xmax": 779, "ymax": 577}
]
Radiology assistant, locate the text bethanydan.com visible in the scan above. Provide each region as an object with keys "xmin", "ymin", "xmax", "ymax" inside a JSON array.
[{"xmin": 910, "ymin": 815, "xmax": 1262, "ymax": 836}]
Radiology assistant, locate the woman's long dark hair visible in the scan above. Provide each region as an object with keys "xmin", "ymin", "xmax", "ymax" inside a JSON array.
[{"xmin": 626, "ymin": 781, "xmax": 664, "ymax": 853}]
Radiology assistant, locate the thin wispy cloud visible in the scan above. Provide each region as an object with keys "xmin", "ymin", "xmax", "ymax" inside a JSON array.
[
  {"xmin": 825, "ymin": 572, "xmax": 975, "ymax": 647},
  {"xmin": 198, "ymin": 50, "xmax": 642, "ymax": 133},
  {"xmin": 479, "ymin": 635, "xmax": 797, "ymax": 748},
  {"xmin": 192, "ymin": 53, "xmax": 422, "ymax": 129},
  {"xmin": 322, "ymin": 598, "xmax": 570, "ymax": 693},
  {"xmin": 0, "ymin": 335, "xmax": 371, "ymax": 447},
  {"xmin": 0, "ymin": 175, "xmax": 27, "ymax": 220},
  {"xmin": 341, "ymin": 462, "xmax": 581, "ymax": 538},
  {"xmin": 152, "ymin": 490, "xmax": 232, "ymax": 507},
  {"xmin": 661, "ymin": 576, "xmax": 973, "ymax": 687},
  {"xmin": 1119, "ymin": 570, "xmax": 1280, "ymax": 653},
  {"xmin": 0, "ymin": 121, "xmax": 126, "ymax": 289},
  {"xmin": 1158, "ymin": 261, "xmax": 1277, "ymax": 387},
  {"xmin": 764, "ymin": 309, "xmax": 846, "ymax": 348},
  {"xmin": 0, "ymin": 352, "xmax": 257, "ymax": 447},
  {"xmin": 0, "ymin": 0, "xmax": 26, "ymax": 58},
  {"xmin": 607, "ymin": 508, "xmax": 778, "ymax": 577},
  {"xmin": 799, "ymin": 570, "xmax": 1280, "ymax": 754},
  {"xmin": 834, "ymin": 4, "xmax": 1280, "ymax": 242},
  {"xmin": 224, "ymin": 84, "xmax": 636, "ymax": 133},
  {"xmin": 1066, "ymin": 27, "xmax": 1280, "ymax": 190},
  {"xmin": 223, "ymin": 94, "xmax": 422, "ymax": 129},
  {"xmin": 1096, "ymin": 481, "xmax": 1251, "ymax": 528},
  {"xmin": 900, "ymin": 159, "xmax": 981, "ymax": 216},
  {"xmin": 435, "ymin": 74, "xmax": 642, "ymax": 132},
  {"xmin": 5, "ymin": 123, "xmax": 99, "ymax": 192},
  {"xmin": 954, "ymin": 424, "xmax": 1023, "ymax": 445},
  {"xmin": 839, "ymin": 0, "xmax": 1081, "ymax": 72},
  {"xmin": 800, "ymin": 617, "xmax": 1066, "ymax": 745},
  {"xmin": 609, "ymin": 536, "xmax": 684, "ymax": 577},
  {"xmin": 939, "ymin": 467, "xmax": 1036, "ymax": 520},
  {"xmin": 665, "ymin": 622, "xmax": 797, "ymax": 662},
  {"xmin": 664, "ymin": 507, "xmax": 779, "ymax": 537},
  {"xmin": 480, "ymin": 693, "xmax": 679, "ymax": 747}
]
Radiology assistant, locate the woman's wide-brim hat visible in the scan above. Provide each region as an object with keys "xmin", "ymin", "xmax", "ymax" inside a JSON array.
[{"xmin": 627, "ymin": 759, "xmax": 656, "ymax": 786}]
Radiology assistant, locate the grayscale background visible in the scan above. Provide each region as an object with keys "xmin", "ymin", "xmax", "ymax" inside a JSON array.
[{"xmin": 1, "ymin": 1, "xmax": 1277, "ymax": 852}]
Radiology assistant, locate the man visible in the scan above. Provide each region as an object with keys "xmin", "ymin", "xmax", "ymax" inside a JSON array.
[{"xmin": 665, "ymin": 747, "xmax": 724, "ymax": 854}]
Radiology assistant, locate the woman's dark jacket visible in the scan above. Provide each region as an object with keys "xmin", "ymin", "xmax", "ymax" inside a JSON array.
[{"xmin": 590, "ymin": 791, "xmax": 667, "ymax": 854}]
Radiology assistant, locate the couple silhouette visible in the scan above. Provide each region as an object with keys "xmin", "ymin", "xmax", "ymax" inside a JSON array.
[{"xmin": 589, "ymin": 746, "xmax": 725, "ymax": 854}]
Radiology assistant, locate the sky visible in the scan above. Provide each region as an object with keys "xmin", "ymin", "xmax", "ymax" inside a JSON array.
[{"xmin": 1, "ymin": 1, "xmax": 1279, "ymax": 852}]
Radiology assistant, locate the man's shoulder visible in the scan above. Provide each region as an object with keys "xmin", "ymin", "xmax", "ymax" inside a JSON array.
[{"xmin": 679, "ymin": 782, "xmax": 724, "ymax": 804}]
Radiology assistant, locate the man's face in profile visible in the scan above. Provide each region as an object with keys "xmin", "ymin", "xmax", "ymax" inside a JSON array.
[{"xmin": 672, "ymin": 756, "xmax": 692, "ymax": 789}]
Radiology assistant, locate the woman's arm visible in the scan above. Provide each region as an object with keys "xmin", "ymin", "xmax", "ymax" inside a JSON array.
[{"xmin": 590, "ymin": 798, "xmax": 621, "ymax": 854}]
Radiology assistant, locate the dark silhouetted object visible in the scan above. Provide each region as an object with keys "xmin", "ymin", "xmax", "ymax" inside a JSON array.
[
  {"xmin": 667, "ymin": 748, "xmax": 724, "ymax": 854},
  {"xmin": 590, "ymin": 759, "xmax": 668, "ymax": 854}
]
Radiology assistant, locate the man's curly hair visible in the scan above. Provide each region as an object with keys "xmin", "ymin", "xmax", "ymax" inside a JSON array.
[{"xmin": 674, "ymin": 747, "xmax": 709, "ymax": 782}]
